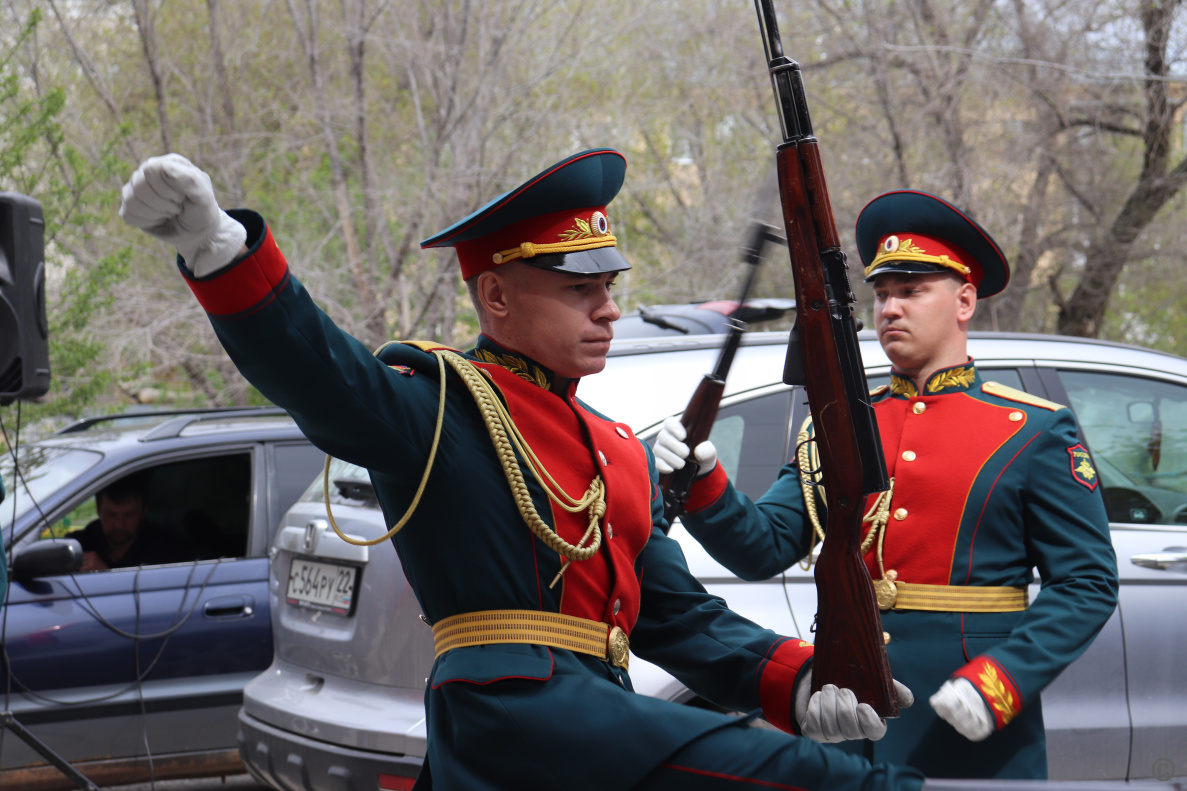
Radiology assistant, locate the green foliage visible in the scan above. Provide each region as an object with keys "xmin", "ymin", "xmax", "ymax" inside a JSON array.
[
  {"xmin": 0, "ymin": 7, "xmax": 131, "ymax": 432},
  {"xmin": 46, "ymin": 249, "xmax": 134, "ymax": 417}
]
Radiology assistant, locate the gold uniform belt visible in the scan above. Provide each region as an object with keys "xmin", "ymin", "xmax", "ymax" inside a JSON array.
[
  {"xmin": 432, "ymin": 609, "xmax": 630, "ymax": 671},
  {"xmin": 877, "ymin": 581, "xmax": 1029, "ymax": 613}
]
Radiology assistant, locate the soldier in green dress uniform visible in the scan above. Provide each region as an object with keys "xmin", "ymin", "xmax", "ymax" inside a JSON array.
[
  {"xmin": 656, "ymin": 190, "xmax": 1120, "ymax": 779},
  {"xmin": 118, "ymin": 152, "xmax": 925, "ymax": 790}
]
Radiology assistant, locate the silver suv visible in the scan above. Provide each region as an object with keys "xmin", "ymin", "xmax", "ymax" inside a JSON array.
[{"xmin": 239, "ymin": 331, "xmax": 1187, "ymax": 790}]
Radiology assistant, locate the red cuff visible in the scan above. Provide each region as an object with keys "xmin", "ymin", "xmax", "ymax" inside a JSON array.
[
  {"xmin": 758, "ymin": 638, "xmax": 814, "ymax": 734},
  {"xmin": 953, "ymin": 656, "xmax": 1022, "ymax": 730},
  {"xmin": 183, "ymin": 223, "xmax": 289, "ymax": 317},
  {"xmin": 682, "ymin": 463, "xmax": 728, "ymax": 513}
]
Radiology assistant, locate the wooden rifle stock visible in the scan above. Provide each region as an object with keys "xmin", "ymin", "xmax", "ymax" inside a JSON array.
[
  {"xmin": 658, "ymin": 375, "xmax": 725, "ymax": 524},
  {"xmin": 755, "ymin": 0, "xmax": 898, "ymax": 717}
]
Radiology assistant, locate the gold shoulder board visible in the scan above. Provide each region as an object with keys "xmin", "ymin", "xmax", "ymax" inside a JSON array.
[
  {"xmin": 400, "ymin": 340, "xmax": 459, "ymax": 353},
  {"xmin": 982, "ymin": 381, "xmax": 1064, "ymax": 411},
  {"xmin": 869, "ymin": 384, "xmax": 889, "ymax": 397}
]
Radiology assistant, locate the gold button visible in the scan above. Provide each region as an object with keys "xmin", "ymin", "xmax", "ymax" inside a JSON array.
[
  {"xmin": 599, "ymin": 451, "xmax": 608, "ymax": 465},
  {"xmin": 1009, "ymin": 411, "xmax": 1023, "ymax": 422},
  {"xmin": 902, "ymin": 450, "xmax": 916, "ymax": 461},
  {"xmin": 883, "ymin": 631, "xmax": 891, "ymax": 645},
  {"xmin": 913, "ymin": 402, "xmax": 926, "ymax": 414},
  {"xmin": 616, "ymin": 426, "xmax": 629, "ymax": 438},
  {"xmin": 894, "ymin": 507, "xmax": 908, "ymax": 521},
  {"xmin": 606, "ymin": 523, "xmax": 613, "ymax": 539}
]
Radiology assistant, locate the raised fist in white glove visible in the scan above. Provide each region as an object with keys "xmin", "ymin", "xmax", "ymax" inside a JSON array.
[
  {"xmin": 794, "ymin": 668, "xmax": 914, "ymax": 743},
  {"xmin": 930, "ymin": 678, "xmax": 994, "ymax": 741},
  {"xmin": 119, "ymin": 154, "xmax": 247, "ymax": 278},
  {"xmin": 653, "ymin": 417, "xmax": 718, "ymax": 478}
]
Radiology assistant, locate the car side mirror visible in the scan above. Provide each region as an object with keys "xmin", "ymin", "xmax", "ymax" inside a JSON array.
[
  {"xmin": 13, "ymin": 539, "xmax": 83, "ymax": 582},
  {"xmin": 334, "ymin": 477, "xmax": 377, "ymax": 503}
]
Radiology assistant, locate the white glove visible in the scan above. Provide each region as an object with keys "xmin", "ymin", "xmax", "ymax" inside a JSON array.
[
  {"xmin": 119, "ymin": 153, "xmax": 247, "ymax": 278},
  {"xmin": 653, "ymin": 417, "xmax": 718, "ymax": 478},
  {"xmin": 794, "ymin": 668, "xmax": 914, "ymax": 743},
  {"xmin": 930, "ymin": 678, "xmax": 995, "ymax": 742}
]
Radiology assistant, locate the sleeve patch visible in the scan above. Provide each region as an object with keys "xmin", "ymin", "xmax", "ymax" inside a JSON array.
[
  {"xmin": 1068, "ymin": 443, "xmax": 1099, "ymax": 490},
  {"xmin": 953, "ymin": 656, "xmax": 1022, "ymax": 730}
]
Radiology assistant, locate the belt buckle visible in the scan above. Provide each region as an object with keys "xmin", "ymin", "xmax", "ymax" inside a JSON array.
[
  {"xmin": 874, "ymin": 578, "xmax": 898, "ymax": 611},
  {"xmin": 607, "ymin": 626, "xmax": 630, "ymax": 671}
]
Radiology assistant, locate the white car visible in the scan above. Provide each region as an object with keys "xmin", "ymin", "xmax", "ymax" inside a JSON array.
[{"xmin": 238, "ymin": 330, "xmax": 1187, "ymax": 790}]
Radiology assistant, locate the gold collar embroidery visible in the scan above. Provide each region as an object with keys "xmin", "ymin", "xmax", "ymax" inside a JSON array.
[
  {"xmin": 926, "ymin": 364, "xmax": 975, "ymax": 394},
  {"xmin": 473, "ymin": 348, "xmax": 551, "ymax": 389},
  {"xmin": 889, "ymin": 364, "xmax": 975, "ymax": 398},
  {"xmin": 889, "ymin": 373, "xmax": 918, "ymax": 398}
]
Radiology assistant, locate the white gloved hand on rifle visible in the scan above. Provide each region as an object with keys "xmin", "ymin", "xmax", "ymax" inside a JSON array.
[
  {"xmin": 653, "ymin": 416, "xmax": 718, "ymax": 478},
  {"xmin": 794, "ymin": 667, "xmax": 914, "ymax": 743},
  {"xmin": 929, "ymin": 678, "xmax": 995, "ymax": 742},
  {"xmin": 119, "ymin": 154, "xmax": 246, "ymax": 278}
]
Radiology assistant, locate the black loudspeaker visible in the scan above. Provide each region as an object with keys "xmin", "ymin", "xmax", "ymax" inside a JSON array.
[{"xmin": 0, "ymin": 192, "xmax": 49, "ymax": 405}]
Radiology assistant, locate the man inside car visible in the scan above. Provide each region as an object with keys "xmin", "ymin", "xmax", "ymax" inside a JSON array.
[
  {"xmin": 118, "ymin": 151, "xmax": 926, "ymax": 791},
  {"xmin": 70, "ymin": 473, "xmax": 187, "ymax": 570},
  {"xmin": 656, "ymin": 190, "xmax": 1120, "ymax": 780}
]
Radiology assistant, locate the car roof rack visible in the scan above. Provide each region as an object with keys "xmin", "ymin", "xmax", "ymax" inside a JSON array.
[{"xmin": 56, "ymin": 406, "xmax": 290, "ymax": 437}]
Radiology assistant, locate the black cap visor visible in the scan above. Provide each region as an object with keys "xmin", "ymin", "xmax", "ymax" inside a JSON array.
[
  {"xmin": 521, "ymin": 246, "xmax": 631, "ymax": 275},
  {"xmin": 864, "ymin": 260, "xmax": 955, "ymax": 283}
]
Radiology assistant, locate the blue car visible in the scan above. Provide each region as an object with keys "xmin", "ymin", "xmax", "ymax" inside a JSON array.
[{"xmin": 0, "ymin": 408, "xmax": 323, "ymax": 789}]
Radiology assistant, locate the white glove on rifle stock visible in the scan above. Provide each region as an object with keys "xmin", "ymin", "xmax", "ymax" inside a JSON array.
[
  {"xmin": 119, "ymin": 154, "xmax": 246, "ymax": 278},
  {"xmin": 654, "ymin": 417, "xmax": 718, "ymax": 478},
  {"xmin": 794, "ymin": 668, "xmax": 914, "ymax": 743}
]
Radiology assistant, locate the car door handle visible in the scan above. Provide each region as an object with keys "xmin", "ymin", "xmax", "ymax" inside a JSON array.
[
  {"xmin": 204, "ymin": 595, "xmax": 255, "ymax": 619},
  {"xmin": 1130, "ymin": 548, "xmax": 1187, "ymax": 571}
]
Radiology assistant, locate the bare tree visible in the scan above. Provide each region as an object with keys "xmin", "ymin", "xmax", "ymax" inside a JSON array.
[{"xmin": 1055, "ymin": 0, "xmax": 1187, "ymax": 336}]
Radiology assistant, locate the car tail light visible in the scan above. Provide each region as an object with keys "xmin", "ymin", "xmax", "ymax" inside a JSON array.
[{"xmin": 378, "ymin": 773, "xmax": 417, "ymax": 790}]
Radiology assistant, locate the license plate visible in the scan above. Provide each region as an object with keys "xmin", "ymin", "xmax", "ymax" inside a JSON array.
[{"xmin": 286, "ymin": 557, "xmax": 359, "ymax": 616}]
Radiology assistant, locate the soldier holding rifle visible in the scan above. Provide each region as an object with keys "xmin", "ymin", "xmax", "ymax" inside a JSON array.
[
  {"xmin": 119, "ymin": 150, "xmax": 926, "ymax": 790},
  {"xmin": 657, "ymin": 189, "xmax": 1120, "ymax": 779}
]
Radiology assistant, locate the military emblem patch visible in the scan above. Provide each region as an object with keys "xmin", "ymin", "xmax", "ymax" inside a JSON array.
[
  {"xmin": 1067, "ymin": 444, "xmax": 1098, "ymax": 490},
  {"xmin": 389, "ymin": 365, "xmax": 415, "ymax": 376}
]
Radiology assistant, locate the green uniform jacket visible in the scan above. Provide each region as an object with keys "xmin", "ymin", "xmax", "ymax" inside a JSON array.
[
  {"xmin": 680, "ymin": 361, "xmax": 1119, "ymax": 779},
  {"xmin": 177, "ymin": 211, "xmax": 924, "ymax": 791}
]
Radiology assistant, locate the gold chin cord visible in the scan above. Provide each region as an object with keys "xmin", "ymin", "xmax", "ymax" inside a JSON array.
[{"xmin": 323, "ymin": 347, "xmax": 605, "ymax": 587}]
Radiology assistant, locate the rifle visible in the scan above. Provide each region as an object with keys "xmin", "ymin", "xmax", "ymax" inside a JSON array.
[
  {"xmin": 752, "ymin": 0, "xmax": 898, "ymax": 716},
  {"xmin": 658, "ymin": 221, "xmax": 782, "ymax": 526}
]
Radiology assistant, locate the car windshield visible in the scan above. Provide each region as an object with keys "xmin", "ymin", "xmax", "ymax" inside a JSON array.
[{"xmin": 1, "ymin": 446, "xmax": 103, "ymax": 531}]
